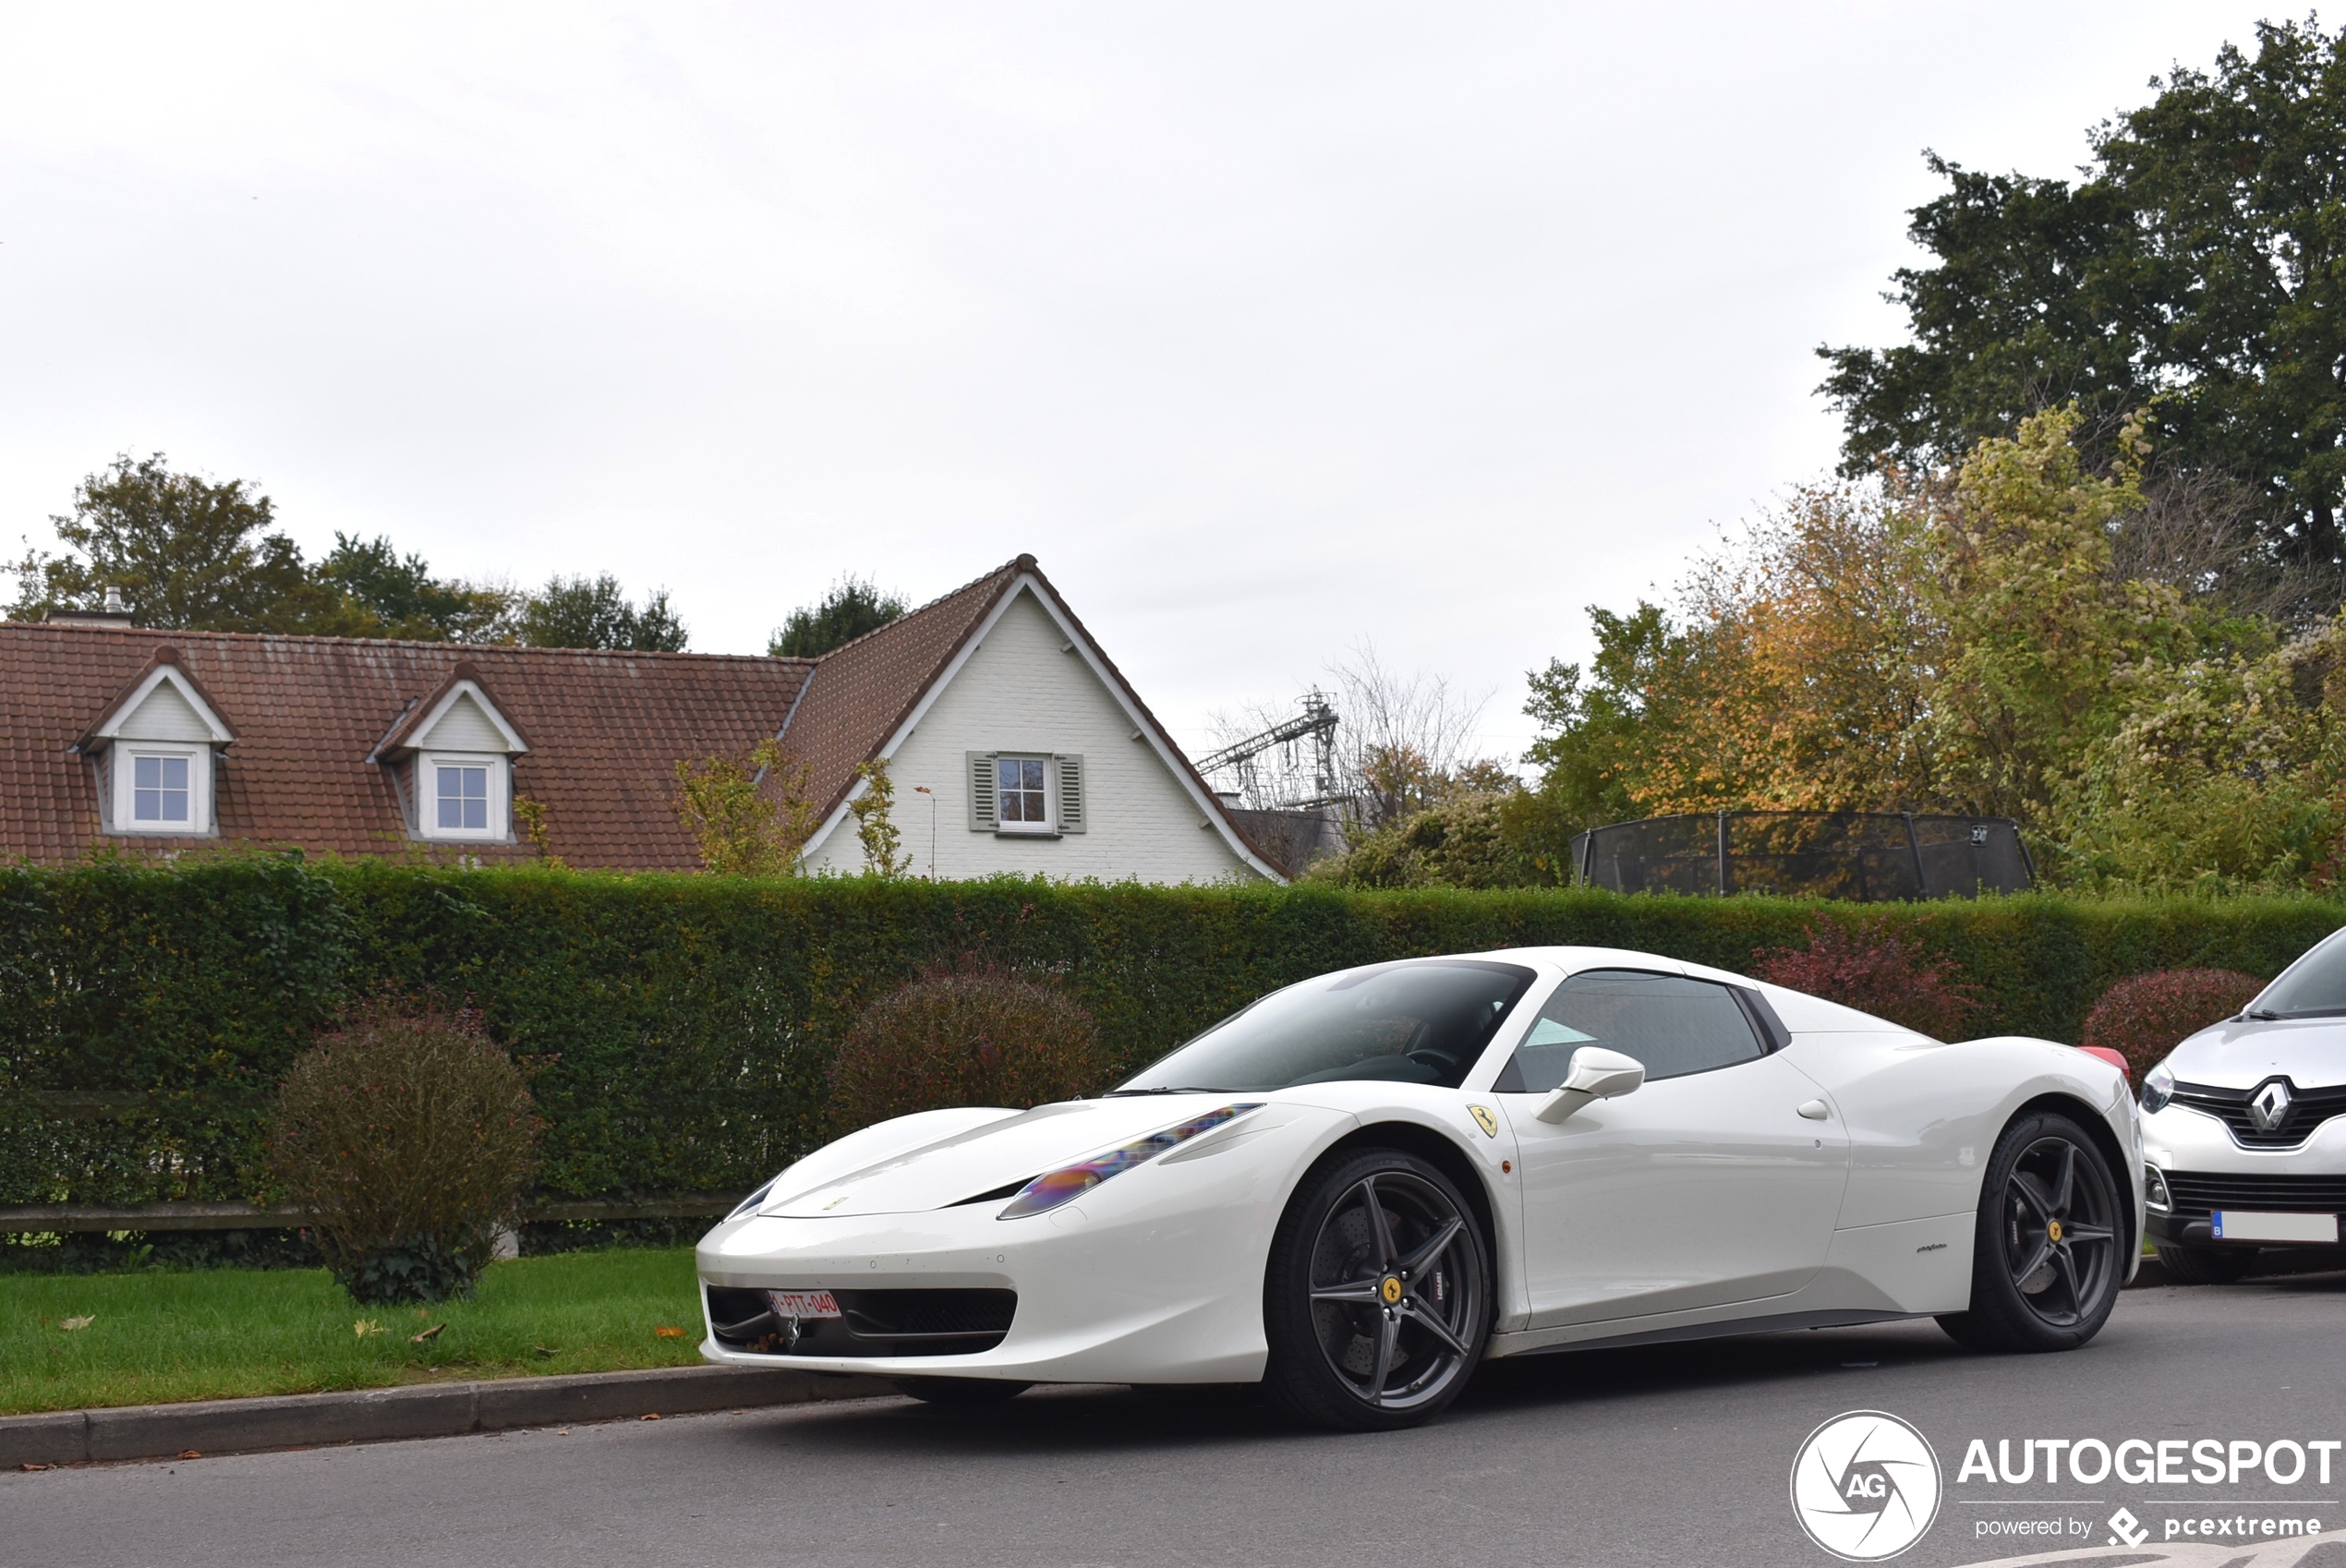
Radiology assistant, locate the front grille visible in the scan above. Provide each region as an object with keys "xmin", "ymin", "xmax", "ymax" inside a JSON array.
[
  {"xmin": 2171, "ymin": 1079, "xmax": 2346, "ymax": 1148},
  {"xmin": 2160, "ymin": 1171, "xmax": 2346, "ymax": 1216},
  {"xmin": 705, "ymin": 1285, "xmax": 1016, "ymax": 1357}
]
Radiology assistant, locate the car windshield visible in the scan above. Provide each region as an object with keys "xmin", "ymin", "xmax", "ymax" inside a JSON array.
[
  {"xmin": 1116, "ymin": 960, "xmax": 1538, "ymax": 1093},
  {"xmin": 2251, "ymin": 931, "xmax": 2346, "ymax": 1018}
]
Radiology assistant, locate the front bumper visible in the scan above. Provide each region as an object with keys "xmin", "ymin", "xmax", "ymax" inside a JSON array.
[
  {"xmin": 695, "ymin": 1110, "xmax": 1338, "ymax": 1384},
  {"xmin": 2143, "ymin": 1102, "xmax": 2346, "ymax": 1249}
]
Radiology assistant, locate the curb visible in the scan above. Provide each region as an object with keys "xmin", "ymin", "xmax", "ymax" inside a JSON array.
[{"xmin": 3, "ymin": 1363, "xmax": 892, "ymax": 1469}]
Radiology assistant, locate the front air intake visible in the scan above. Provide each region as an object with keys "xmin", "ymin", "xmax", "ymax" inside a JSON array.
[{"xmin": 704, "ymin": 1285, "xmax": 1015, "ymax": 1357}]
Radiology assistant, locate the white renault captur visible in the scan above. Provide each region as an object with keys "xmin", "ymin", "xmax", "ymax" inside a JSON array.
[{"xmin": 2142, "ymin": 930, "xmax": 2346, "ymax": 1281}]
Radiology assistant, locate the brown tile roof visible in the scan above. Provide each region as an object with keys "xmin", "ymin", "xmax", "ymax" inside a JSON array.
[
  {"xmin": 0, "ymin": 623, "xmax": 814, "ymax": 869},
  {"xmin": 780, "ymin": 558, "xmax": 1024, "ymax": 821},
  {"xmin": 0, "ymin": 554, "xmax": 1282, "ymax": 877}
]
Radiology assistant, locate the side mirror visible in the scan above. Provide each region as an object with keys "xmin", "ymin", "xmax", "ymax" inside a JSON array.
[{"xmin": 1534, "ymin": 1046, "xmax": 1646, "ymax": 1124}]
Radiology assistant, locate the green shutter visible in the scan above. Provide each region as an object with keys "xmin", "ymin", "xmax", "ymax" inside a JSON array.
[
  {"xmin": 1055, "ymin": 754, "xmax": 1084, "ymax": 833},
  {"xmin": 967, "ymin": 752, "xmax": 998, "ymax": 830}
]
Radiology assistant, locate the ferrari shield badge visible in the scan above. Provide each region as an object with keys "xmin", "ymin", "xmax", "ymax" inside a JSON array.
[{"xmin": 1468, "ymin": 1104, "xmax": 1498, "ymax": 1139}]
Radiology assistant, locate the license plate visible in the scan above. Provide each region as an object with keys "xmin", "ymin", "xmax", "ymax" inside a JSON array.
[
  {"xmin": 766, "ymin": 1289, "xmax": 841, "ymax": 1321},
  {"xmin": 2210, "ymin": 1211, "xmax": 2339, "ymax": 1244}
]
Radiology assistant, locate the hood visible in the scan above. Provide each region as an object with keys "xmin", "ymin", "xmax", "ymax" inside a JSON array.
[
  {"xmin": 763, "ymin": 1095, "xmax": 1257, "ymax": 1219},
  {"xmin": 2163, "ymin": 1015, "xmax": 2346, "ymax": 1091}
]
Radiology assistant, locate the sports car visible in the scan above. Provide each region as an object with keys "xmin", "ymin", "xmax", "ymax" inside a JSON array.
[
  {"xmin": 697, "ymin": 947, "xmax": 2141, "ymax": 1429},
  {"xmin": 2141, "ymin": 928, "xmax": 2346, "ymax": 1282}
]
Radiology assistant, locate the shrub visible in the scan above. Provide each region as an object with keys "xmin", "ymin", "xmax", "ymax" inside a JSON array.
[
  {"xmin": 2081, "ymin": 967, "xmax": 2266, "ymax": 1079},
  {"xmin": 272, "ymin": 996, "xmax": 540, "ymax": 1305},
  {"xmin": 1751, "ymin": 918, "xmax": 1984, "ymax": 1040},
  {"xmin": 830, "ymin": 968, "xmax": 1111, "ymax": 1134}
]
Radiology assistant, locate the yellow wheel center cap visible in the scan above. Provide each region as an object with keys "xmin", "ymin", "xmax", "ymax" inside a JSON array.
[
  {"xmin": 2047, "ymin": 1220, "xmax": 2064, "ymax": 1243},
  {"xmin": 1380, "ymin": 1276, "xmax": 1403, "ymax": 1305}
]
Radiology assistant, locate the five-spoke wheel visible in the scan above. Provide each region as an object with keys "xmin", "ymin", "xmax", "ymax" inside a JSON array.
[
  {"xmin": 1940, "ymin": 1112, "xmax": 2125, "ymax": 1352},
  {"xmin": 1264, "ymin": 1149, "xmax": 1490, "ymax": 1429}
]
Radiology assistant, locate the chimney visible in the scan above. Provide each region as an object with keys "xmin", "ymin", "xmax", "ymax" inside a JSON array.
[{"xmin": 44, "ymin": 585, "xmax": 138, "ymax": 629}]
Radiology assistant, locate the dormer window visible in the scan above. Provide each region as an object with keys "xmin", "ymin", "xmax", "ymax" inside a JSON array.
[
  {"xmin": 370, "ymin": 665, "xmax": 530, "ymax": 845},
  {"xmin": 79, "ymin": 651, "xmax": 236, "ymax": 838},
  {"xmin": 424, "ymin": 754, "xmax": 503, "ymax": 840},
  {"xmin": 133, "ymin": 753, "xmax": 193, "ymax": 825}
]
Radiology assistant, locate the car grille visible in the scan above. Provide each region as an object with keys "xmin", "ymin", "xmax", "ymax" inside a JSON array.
[
  {"xmin": 2160, "ymin": 1171, "xmax": 2346, "ymax": 1216},
  {"xmin": 705, "ymin": 1285, "xmax": 1016, "ymax": 1357},
  {"xmin": 2170, "ymin": 1080, "xmax": 2346, "ymax": 1149}
]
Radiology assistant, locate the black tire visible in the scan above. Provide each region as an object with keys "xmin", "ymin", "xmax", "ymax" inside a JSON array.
[
  {"xmin": 1263, "ymin": 1148, "xmax": 1491, "ymax": 1432},
  {"xmin": 2155, "ymin": 1243, "xmax": 2258, "ymax": 1285},
  {"xmin": 890, "ymin": 1377, "xmax": 1031, "ymax": 1405},
  {"xmin": 1937, "ymin": 1111, "xmax": 2125, "ymax": 1353}
]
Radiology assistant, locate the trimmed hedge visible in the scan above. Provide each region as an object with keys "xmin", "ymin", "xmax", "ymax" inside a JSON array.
[{"xmin": 4, "ymin": 856, "xmax": 2340, "ymax": 1210}]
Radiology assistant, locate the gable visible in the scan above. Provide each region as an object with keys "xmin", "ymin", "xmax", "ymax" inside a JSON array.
[
  {"xmin": 799, "ymin": 585, "xmax": 1275, "ymax": 883},
  {"xmin": 416, "ymin": 691, "xmax": 510, "ymax": 754},
  {"xmin": 116, "ymin": 678, "xmax": 216, "ymax": 742}
]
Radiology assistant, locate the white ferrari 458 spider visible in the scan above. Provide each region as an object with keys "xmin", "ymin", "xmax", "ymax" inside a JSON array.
[{"xmin": 698, "ymin": 947, "xmax": 2141, "ymax": 1429}]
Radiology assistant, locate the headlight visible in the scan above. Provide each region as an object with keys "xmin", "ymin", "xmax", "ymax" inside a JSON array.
[
  {"xmin": 999, "ymin": 1104, "xmax": 1263, "ymax": 1219},
  {"xmin": 2141, "ymin": 1062, "xmax": 2174, "ymax": 1115},
  {"xmin": 725, "ymin": 1179, "xmax": 777, "ymax": 1221}
]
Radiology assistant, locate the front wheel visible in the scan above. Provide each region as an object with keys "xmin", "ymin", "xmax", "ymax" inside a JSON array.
[
  {"xmin": 1263, "ymin": 1149, "xmax": 1492, "ymax": 1431},
  {"xmin": 1937, "ymin": 1112, "xmax": 2124, "ymax": 1353}
]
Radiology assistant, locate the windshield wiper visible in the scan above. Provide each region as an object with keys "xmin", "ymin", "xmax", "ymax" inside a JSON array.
[
  {"xmin": 1104, "ymin": 1085, "xmax": 1227, "ymax": 1096},
  {"xmin": 2243, "ymin": 1008, "xmax": 2281, "ymax": 1020}
]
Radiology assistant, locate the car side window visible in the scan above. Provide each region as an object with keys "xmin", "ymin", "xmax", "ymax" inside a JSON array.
[{"xmin": 1495, "ymin": 970, "xmax": 1768, "ymax": 1092}]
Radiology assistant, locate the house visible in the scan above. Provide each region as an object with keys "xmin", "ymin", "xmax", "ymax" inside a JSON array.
[{"xmin": 0, "ymin": 556, "xmax": 1284, "ymax": 881}]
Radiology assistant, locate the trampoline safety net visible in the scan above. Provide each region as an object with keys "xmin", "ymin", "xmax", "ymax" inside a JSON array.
[{"xmin": 1569, "ymin": 812, "xmax": 2033, "ymax": 901}]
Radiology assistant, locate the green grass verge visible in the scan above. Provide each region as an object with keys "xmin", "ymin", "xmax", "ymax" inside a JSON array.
[{"xmin": 0, "ymin": 1247, "xmax": 706, "ymax": 1416}]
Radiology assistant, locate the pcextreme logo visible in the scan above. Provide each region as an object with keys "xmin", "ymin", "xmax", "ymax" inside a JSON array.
[{"xmin": 1791, "ymin": 1410, "xmax": 1944, "ymax": 1561}]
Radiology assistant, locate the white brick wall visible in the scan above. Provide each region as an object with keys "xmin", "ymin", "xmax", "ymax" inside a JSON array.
[{"xmin": 801, "ymin": 586, "xmax": 1263, "ymax": 883}]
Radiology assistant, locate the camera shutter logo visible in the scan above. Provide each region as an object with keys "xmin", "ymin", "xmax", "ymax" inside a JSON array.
[{"xmin": 1789, "ymin": 1410, "xmax": 1942, "ymax": 1561}]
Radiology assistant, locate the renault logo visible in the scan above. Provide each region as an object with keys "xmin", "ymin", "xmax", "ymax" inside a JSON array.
[{"xmin": 2249, "ymin": 1080, "xmax": 2293, "ymax": 1133}]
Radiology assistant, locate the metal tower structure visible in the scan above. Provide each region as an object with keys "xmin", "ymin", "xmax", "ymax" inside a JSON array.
[{"xmin": 1195, "ymin": 690, "xmax": 1342, "ymax": 810}]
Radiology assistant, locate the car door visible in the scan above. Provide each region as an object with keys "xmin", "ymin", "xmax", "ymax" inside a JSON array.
[{"xmin": 1496, "ymin": 969, "xmax": 1850, "ymax": 1328}]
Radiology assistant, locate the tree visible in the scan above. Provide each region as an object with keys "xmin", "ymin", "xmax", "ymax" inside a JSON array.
[
  {"xmin": 8, "ymin": 453, "xmax": 533, "ymax": 642},
  {"xmin": 7, "ymin": 452, "xmax": 339, "ymax": 632},
  {"xmin": 1820, "ymin": 18, "xmax": 2346, "ymax": 566},
  {"xmin": 317, "ymin": 534, "xmax": 516, "ymax": 643},
  {"xmin": 673, "ymin": 739, "xmax": 815, "ymax": 875},
  {"xmin": 768, "ymin": 576, "xmax": 906, "ymax": 657},
  {"xmin": 849, "ymin": 756, "xmax": 912, "ymax": 877},
  {"xmin": 518, "ymin": 573, "xmax": 687, "ymax": 651},
  {"xmin": 1523, "ymin": 407, "xmax": 2205, "ymax": 841}
]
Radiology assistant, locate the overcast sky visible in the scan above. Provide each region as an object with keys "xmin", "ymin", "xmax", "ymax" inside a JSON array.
[{"xmin": 0, "ymin": 3, "xmax": 2281, "ymax": 764}]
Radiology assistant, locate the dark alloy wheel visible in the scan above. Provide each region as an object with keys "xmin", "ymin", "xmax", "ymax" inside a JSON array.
[
  {"xmin": 1264, "ymin": 1149, "xmax": 1491, "ymax": 1431},
  {"xmin": 1939, "ymin": 1112, "xmax": 2125, "ymax": 1353}
]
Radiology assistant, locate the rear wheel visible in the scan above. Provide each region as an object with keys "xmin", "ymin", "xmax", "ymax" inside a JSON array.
[
  {"xmin": 1938, "ymin": 1112, "xmax": 2124, "ymax": 1353},
  {"xmin": 890, "ymin": 1377, "xmax": 1030, "ymax": 1405},
  {"xmin": 1263, "ymin": 1149, "xmax": 1491, "ymax": 1431},
  {"xmin": 2154, "ymin": 1244, "xmax": 2257, "ymax": 1285}
]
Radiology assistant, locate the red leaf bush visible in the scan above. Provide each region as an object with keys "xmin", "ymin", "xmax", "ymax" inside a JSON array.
[
  {"xmin": 1751, "ymin": 919, "xmax": 1983, "ymax": 1040},
  {"xmin": 2080, "ymin": 968, "xmax": 2264, "ymax": 1080},
  {"xmin": 829, "ymin": 967, "xmax": 1112, "ymax": 1135}
]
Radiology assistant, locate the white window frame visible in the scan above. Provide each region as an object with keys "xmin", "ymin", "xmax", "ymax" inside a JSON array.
[
  {"xmin": 992, "ymin": 754, "xmax": 1056, "ymax": 836},
  {"xmin": 417, "ymin": 751, "xmax": 510, "ymax": 842},
  {"xmin": 109, "ymin": 743, "xmax": 212, "ymax": 837}
]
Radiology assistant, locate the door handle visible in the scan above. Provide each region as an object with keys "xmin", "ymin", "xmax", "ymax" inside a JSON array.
[{"xmin": 1796, "ymin": 1100, "xmax": 1830, "ymax": 1121}]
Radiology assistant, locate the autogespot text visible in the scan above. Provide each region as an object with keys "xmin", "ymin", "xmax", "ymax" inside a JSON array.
[{"xmin": 1959, "ymin": 1436, "xmax": 2335, "ymax": 1545}]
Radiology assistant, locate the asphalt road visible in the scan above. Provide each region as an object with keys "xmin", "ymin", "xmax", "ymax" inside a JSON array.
[{"xmin": 13, "ymin": 1272, "xmax": 2346, "ymax": 1568}]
